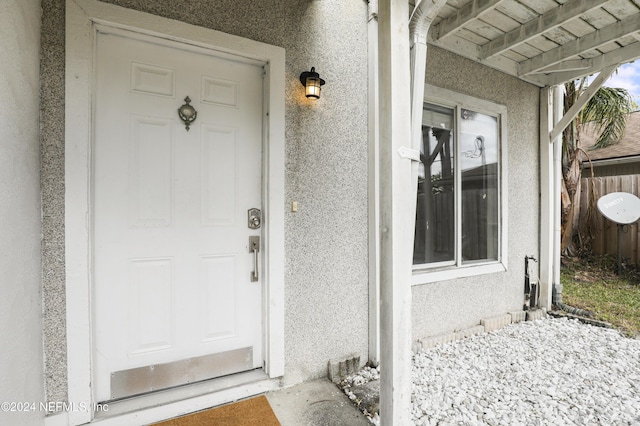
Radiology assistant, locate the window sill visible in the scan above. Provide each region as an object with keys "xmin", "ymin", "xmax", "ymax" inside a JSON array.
[{"xmin": 411, "ymin": 262, "xmax": 506, "ymax": 285}]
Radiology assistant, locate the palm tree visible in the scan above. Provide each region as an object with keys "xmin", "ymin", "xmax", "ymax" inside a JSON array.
[{"xmin": 561, "ymin": 79, "xmax": 635, "ymax": 255}]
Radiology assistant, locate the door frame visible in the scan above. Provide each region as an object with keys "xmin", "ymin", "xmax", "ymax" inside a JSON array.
[{"xmin": 64, "ymin": 0, "xmax": 285, "ymax": 424}]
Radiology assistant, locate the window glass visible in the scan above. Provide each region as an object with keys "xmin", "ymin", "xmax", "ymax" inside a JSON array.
[
  {"xmin": 460, "ymin": 109, "xmax": 499, "ymax": 263},
  {"xmin": 413, "ymin": 103, "xmax": 501, "ymax": 268},
  {"xmin": 414, "ymin": 104, "xmax": 455, "ymax": 265}
]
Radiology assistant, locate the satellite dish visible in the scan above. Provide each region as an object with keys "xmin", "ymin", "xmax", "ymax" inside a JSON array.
[{"xmin": 597, "ymin": 192, "xmax": 640, "ymax": 225}]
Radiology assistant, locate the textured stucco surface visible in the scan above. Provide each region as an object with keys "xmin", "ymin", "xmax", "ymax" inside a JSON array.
[
  {"xmin": 281, "ymin": 1, "xmax": 370, "ymax": 386},
  {"xmin": 0, "ymin": 1, "xmax": 45, "ymax": 425},
  {"xmin": 412, "ymin": 46, "xmax": 540, "ymax": 338},
  {"xmin": 41, "ymin": 0, "xmax": 67, "ymax": 405},
  {"xmin": 41, "ymin": 0, "xmax": 369, "ymax": 399},
  {"xmin": 42, "ymin": 0, "xmax": 541, "ymax": 402}
]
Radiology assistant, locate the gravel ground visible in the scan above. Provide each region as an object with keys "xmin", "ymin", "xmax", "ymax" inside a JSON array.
[{"xmin": 345, "ymin": 317, "xmax": 640, "ymax": 425}]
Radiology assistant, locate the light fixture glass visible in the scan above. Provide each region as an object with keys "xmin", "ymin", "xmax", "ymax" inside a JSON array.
[
  {"xmin": 305, "ymin": 76, "xmax": 322, "ymax": 99},
  {"xmin": 299, "ymin": 67, "xmax": 325, "ymax": 100}
]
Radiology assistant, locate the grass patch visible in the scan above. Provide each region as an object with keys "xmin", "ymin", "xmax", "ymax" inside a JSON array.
[{"xmin": 561, "ymin": 255, "xmax": 640, "ymax": 337}]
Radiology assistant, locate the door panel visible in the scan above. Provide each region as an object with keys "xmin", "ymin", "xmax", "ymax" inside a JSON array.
[
  {"xmin": 93, "ymin": 31, "xmax": 264, "ymax": 402},
  {"xmin": 128, "ymin": 258, "xmax": 174, "ymax": 354},
  {"xmin": 201, "ymin": 255, "xmax": 238, "ymax": 340},
  {"xmin": 201, "ymin": 125, "xmax": 238, "ymax": 226},
  {"xmin": 130, "ymin": 116, "xmax": 174, "ymax": 227}
]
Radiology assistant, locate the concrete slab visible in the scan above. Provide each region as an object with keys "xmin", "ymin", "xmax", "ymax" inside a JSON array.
[{"xmin": 266, "ymin": 379, "xmax": 371, "ymax": 426}]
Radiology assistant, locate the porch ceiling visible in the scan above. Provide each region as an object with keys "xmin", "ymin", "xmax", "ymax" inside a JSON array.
[{"xmin": 425, "ymin": 0, "xmax": 640, "ymax": 87}]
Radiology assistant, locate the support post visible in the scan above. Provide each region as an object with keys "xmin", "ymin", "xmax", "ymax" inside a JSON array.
[
  {"xmin": 547, "ymin": 66, "xmax": 616, "ymax": 304},
  {"xmin": 367, "ymin": 0, "xmax": 381, "ymax": 367},
  {"xmin": 539, "ymin": 86, "xmax": 554, "ymax": 310},
  {"xmin": 540, "ymin": 85, "xmax": 564, "ymax": 310},
  {"xmin": 378, "ymin": 0, "xmax": 413, "ymax": 423},
  {"xmin": 552, "ymin": 86, "xmax": 563, "ymax": 303}
]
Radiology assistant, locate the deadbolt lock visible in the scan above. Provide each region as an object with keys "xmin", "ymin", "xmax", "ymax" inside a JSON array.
[{"xmin": 248, "ymin": 208, "xmax": 262, "ymax": 229}]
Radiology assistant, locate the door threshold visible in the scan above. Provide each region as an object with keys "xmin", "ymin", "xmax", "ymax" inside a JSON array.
[{"xmin": 91, "ymin": 369, "xmax": 280, "ymax": 425}]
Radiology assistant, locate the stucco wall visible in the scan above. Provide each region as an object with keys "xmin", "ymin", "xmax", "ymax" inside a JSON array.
[
  {"xmin": 40, "ymin": 0, "xmax": 369, "ymax": 400},
  {"xmin": 0, "ymin": 1, "xmax": 45, "ymax": 425},
  {"xmin": 41, "ymin": 0, "xmax": 67, "ymax": 406},
  {"xmin": 412, "ymin": 45, "xmax": 540, "ymax": 338}
]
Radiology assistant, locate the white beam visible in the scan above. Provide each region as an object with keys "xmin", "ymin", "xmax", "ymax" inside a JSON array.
[
  {"xmin": 428, "ymin": 31, "xmax": 519, "ymax": 74},
  {"xmin": 378, "ymin": 0, "xmax": 413, "ymax": 423},
  {"xmin": 367, "ymin": 0, "xmax": 380, "ymax": 366},
  {"xmin": 549, "ymin": 64, "xmax": 617, "ymax": 142},
  {"xmin": 432, "ymin": 0, "xmax": 501, "ymax": 41},
  {"xmin": 519, "ymin": 13, "xmax": 640, "ymax": 77},
  {"xmin": 552, "ymin": 86, "xmax": 563, "ymax": 308},
  {"xmin": 427, "ymin": 29, "xmax": 551, "ymax": 87},
  {"xmin": 534, "ymin": 59, "xmax": 592, "ymax": 74},
  {"xmin": 482, "ymin": 0, "xmax": 608, "ymax": 60}
]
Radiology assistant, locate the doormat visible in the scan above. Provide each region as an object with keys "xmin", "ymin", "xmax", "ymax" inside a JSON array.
[{"xmin": 151, "ymin": 395, "xmax": 281, "ymax": 426}]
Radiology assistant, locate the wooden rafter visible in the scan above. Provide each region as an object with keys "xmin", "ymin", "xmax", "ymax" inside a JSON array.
[
  {"xmin": 481, "ymin": 0, "xmax": 608, "ymax": 60},
  {"xmin": 542, "ymin": 42, "xmax": 640, "ymax": 86},
  {"xmin": 431, "ymin": 0, "xmax": 501, "ymax": 41},
  {"xmin": 537, "ymin": 59, "xmax": 592, "ymax": 74},
  {"xmin": 519, "ymin": 12, "xmax": 640, "ymax": 77}
]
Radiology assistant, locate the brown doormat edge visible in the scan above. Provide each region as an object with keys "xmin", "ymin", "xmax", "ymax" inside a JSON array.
[{"xmin": 151, "ymin": 395, "xmax": 281, "ymax": 426}]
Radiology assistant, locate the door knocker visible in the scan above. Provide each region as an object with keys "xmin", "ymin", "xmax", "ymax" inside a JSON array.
[{"xmin": 178, "ymin": 96, "xmax": 197, "ymax": 131}]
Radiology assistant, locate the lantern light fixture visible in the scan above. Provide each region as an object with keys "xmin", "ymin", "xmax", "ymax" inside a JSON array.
[{"xmin": 299, "ymin": 67, "xmax": 325, "ymax": 100}]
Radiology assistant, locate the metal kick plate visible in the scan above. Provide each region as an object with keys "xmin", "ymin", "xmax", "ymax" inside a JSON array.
[{"xmin": 110, "ymin": 347, "xmax": 253, "ymax": 400}]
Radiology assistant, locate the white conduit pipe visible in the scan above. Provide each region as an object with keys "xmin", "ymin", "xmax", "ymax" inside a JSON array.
[{"xmin": 409, "ymin": 0, "xmax": 448, "ymax": 155}]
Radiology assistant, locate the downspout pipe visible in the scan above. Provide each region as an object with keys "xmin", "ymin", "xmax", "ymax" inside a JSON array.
[
  {"xmin": 409, "ymin": 0, "xmax": 447, "ymax": 156},
  {"xmin": 408, "ymin": 1, "xmax": 448, "ymax": 240}
]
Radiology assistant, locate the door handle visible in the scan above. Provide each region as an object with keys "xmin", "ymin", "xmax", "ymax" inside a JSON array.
[
  {"xmin": 249, "ymin": 236, "xmax": 260, "ymax": 282},
  {"xmin": 248, "ymin": 208, "xmax": 262, "ymax": 229}
]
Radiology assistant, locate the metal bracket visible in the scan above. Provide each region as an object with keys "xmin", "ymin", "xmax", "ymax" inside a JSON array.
[{"xmin": 398, "ymin": 146, "xmax": 421, "ymax": 162}]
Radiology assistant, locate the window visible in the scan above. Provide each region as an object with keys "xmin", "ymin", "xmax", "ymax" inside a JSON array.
[{"xmin": 413, "ymin": 88, "xmax": 506, "ymax": 281}]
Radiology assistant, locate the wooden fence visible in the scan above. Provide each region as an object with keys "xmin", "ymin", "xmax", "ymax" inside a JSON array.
[{"xmin": 578, "ymin": 174, "xmax": 640, "ymax": 266}]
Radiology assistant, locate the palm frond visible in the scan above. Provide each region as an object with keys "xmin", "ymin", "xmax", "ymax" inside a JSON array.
[{"xmin": 579, "ymin": 86, "xmax": 634, "ymax": 149}]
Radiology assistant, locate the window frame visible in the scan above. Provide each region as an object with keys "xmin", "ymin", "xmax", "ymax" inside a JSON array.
[{"xmin": 412, "ymin": 85, "xmax": 508, "ymax": 285}]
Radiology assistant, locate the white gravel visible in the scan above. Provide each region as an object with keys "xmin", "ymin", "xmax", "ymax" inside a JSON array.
[{"xmin": 347, "ymin": 317, "xmax": 640, "ymax": 425}]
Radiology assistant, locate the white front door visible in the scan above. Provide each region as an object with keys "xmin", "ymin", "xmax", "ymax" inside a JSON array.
[{"xmin": 93, "ymin": 30, "xmax": 264, "ymax": 402}]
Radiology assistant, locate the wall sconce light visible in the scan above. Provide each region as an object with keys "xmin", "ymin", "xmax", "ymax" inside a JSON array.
[{"xmin": 299, "ymin": 67, "xmax": 325, "ymax": 99}]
